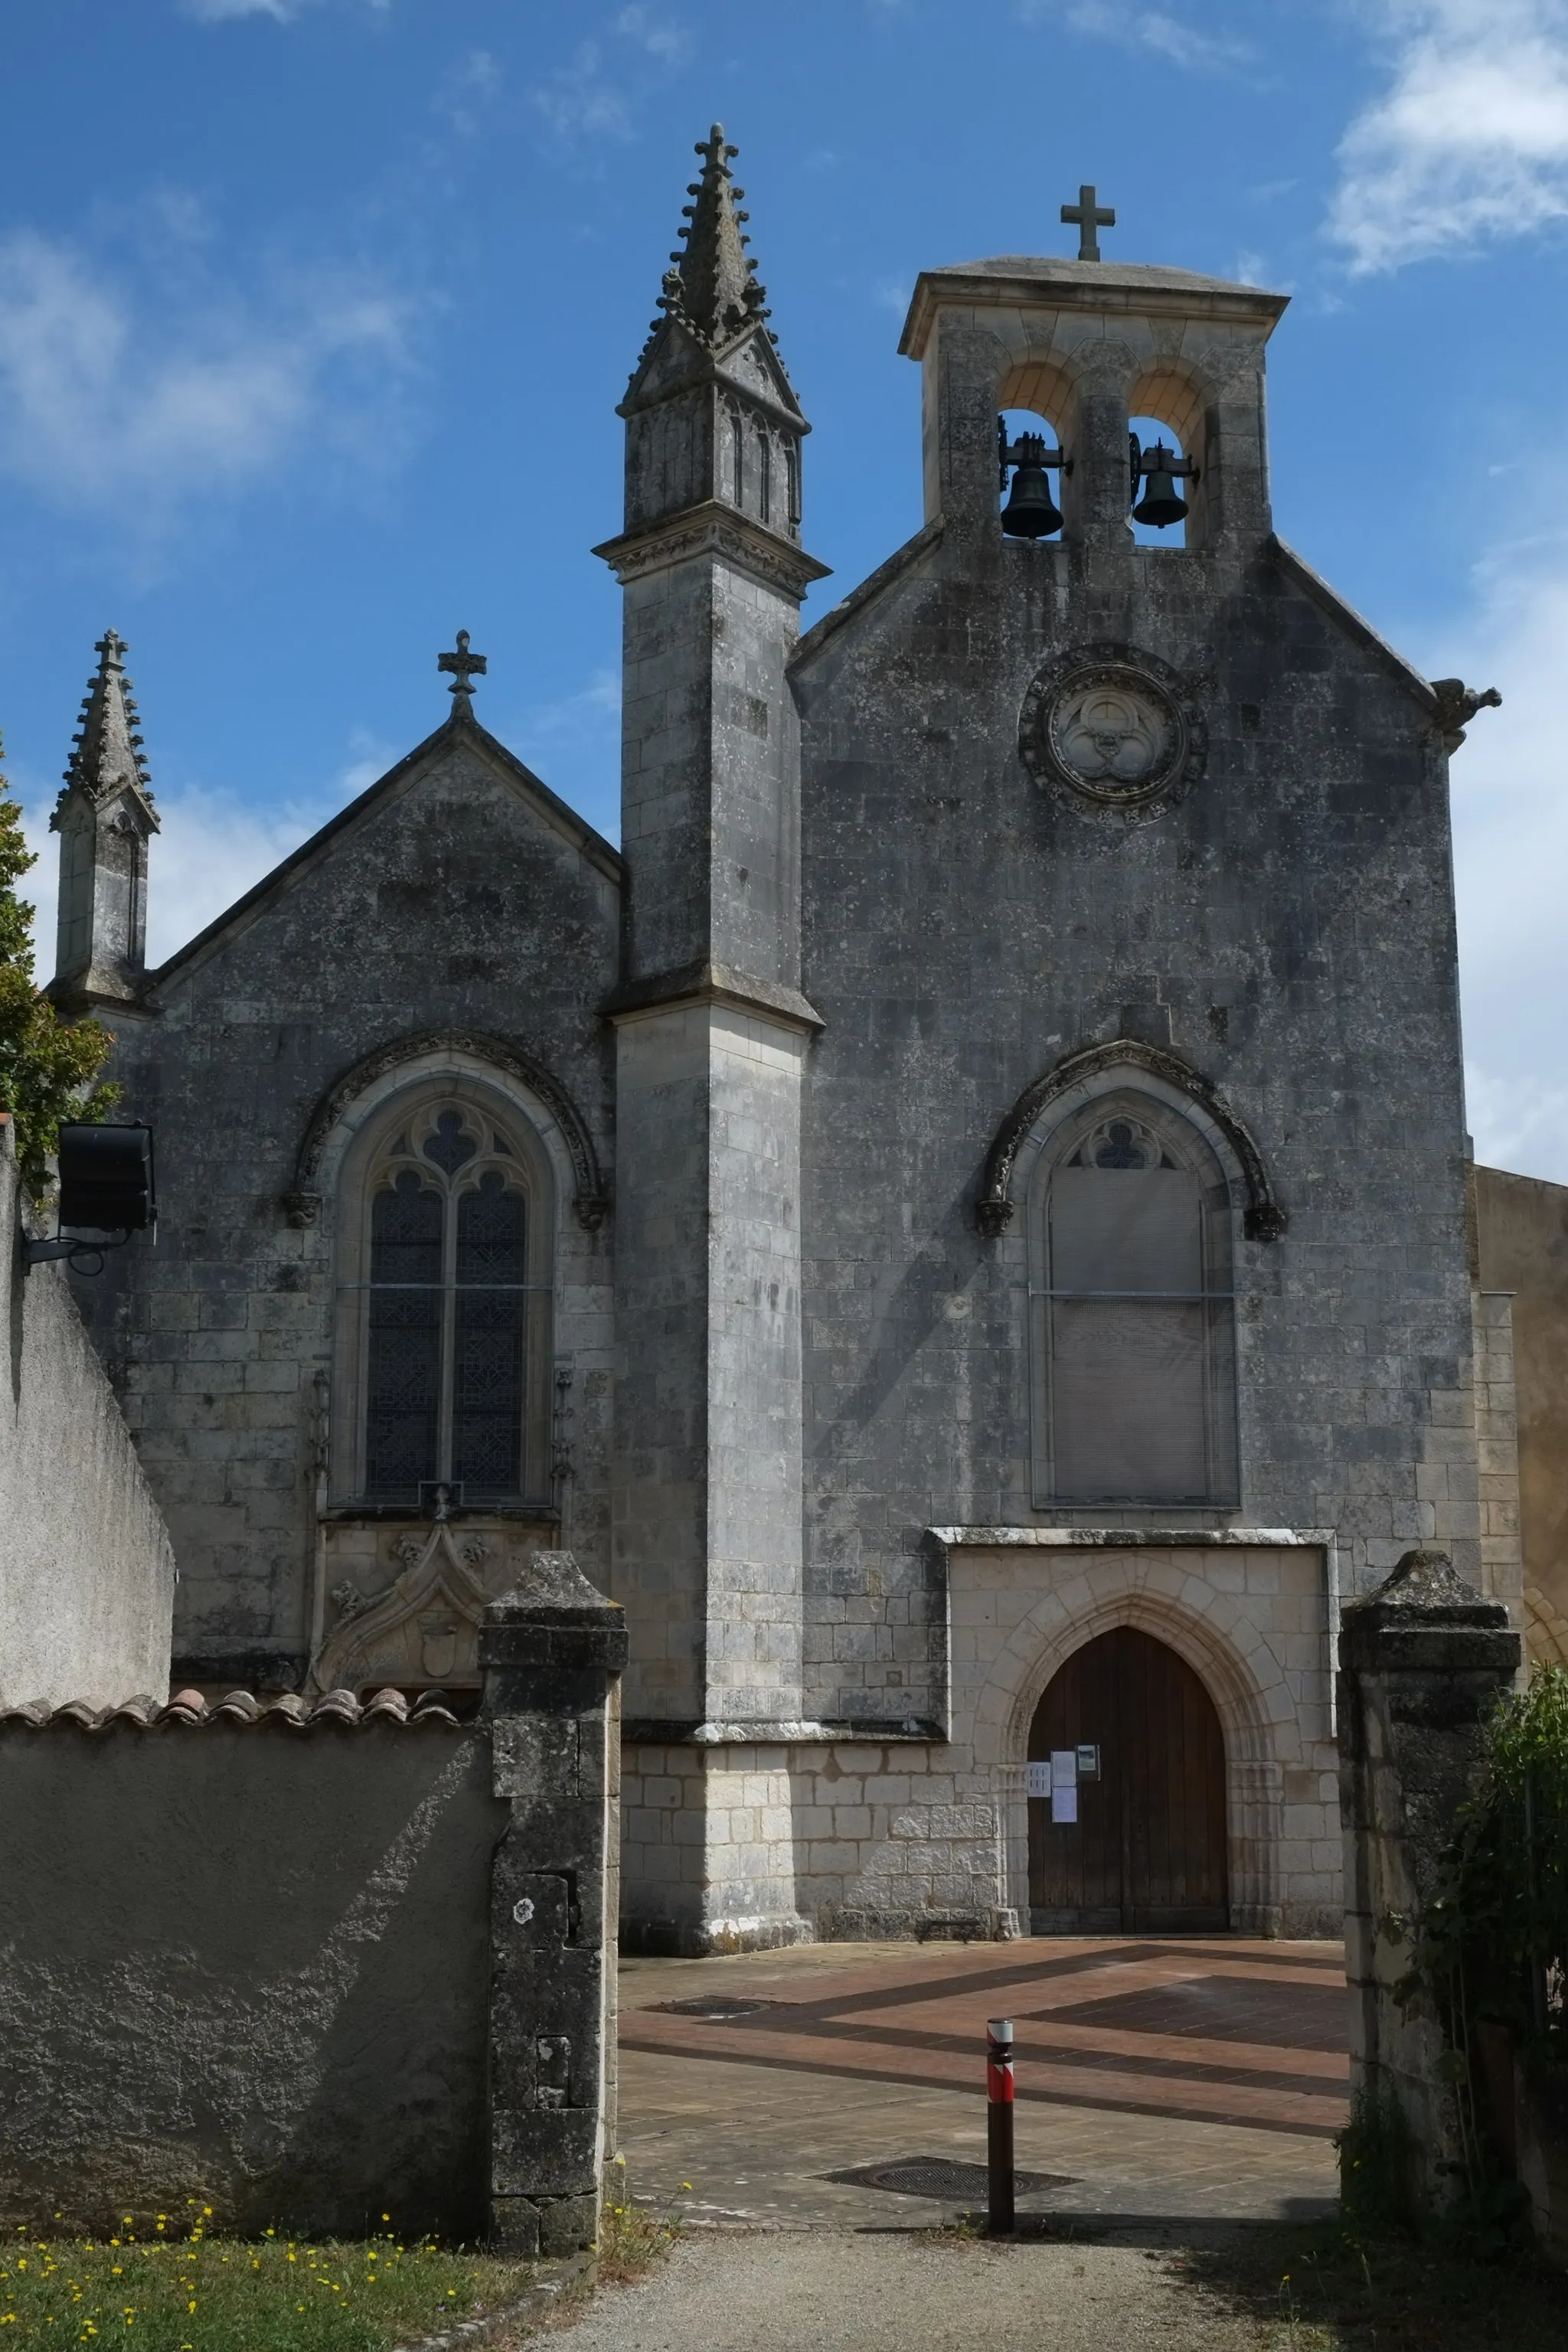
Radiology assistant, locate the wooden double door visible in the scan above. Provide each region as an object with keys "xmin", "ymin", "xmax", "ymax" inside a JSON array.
[{"xmin": 1027, "ymin": 1626, "xmax": 1229, "ymax": 1934}]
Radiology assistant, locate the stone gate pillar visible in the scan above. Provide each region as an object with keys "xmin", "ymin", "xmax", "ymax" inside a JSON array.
[
  {"xmin": 482, "ymin": 1553, "xmax": 626, "ymax": 2256},
  {"xmin": 1338, "ymin": 1547, "xmax": 1519, "ymax": 2209}
]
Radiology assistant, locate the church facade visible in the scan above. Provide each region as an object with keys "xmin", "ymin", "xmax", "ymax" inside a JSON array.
[{"xmin": 54, "ymin": 132, "xmax": 1519, "ymax": 1949}]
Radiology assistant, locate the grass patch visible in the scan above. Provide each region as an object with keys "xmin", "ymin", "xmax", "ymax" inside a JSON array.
[
  {"xmin": 594, "ymin": 2165, "xmax": 678, "ymax": 2290},
  {"xmin": 0, "ymin": 2213, "xmax": 534, "ymax": 2352},
  {"xmin": 1168, "ymin": 2217, "xmax": 1566, "ymax": 2350}
]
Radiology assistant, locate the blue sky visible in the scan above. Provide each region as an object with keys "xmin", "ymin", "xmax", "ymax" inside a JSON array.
[{"xmin": 5, "ymin": 1, "xmax": 1568, "ymax": 1175}]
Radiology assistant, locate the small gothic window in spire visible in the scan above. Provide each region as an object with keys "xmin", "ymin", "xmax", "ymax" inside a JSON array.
[{"xmin": 728, "ymin": 401, "xmax": 744, "ymax": 508}]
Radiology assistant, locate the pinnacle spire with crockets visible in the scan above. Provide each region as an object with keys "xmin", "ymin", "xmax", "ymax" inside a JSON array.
[
  {"xmin": 57, "ymin": 630, "xmax": 157, "ymax": 818},
  {"xmin": 655, "ymin": 125, "xmax": 773, "ymax": 349}
]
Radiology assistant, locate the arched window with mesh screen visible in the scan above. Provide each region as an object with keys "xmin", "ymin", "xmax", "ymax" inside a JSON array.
[
  {"xmin": 338, "ymin": 1094, "xmax": 554, "ymax": 1508},
  {"xmin": 1030, "ymin": 1095, "xmax": 1238, "ymax": 1506}
]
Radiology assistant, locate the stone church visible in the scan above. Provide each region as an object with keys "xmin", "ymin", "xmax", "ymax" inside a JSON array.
[{"xmin": 48, "ymin": 129, "xmax": 1531, "ymax": 1951}]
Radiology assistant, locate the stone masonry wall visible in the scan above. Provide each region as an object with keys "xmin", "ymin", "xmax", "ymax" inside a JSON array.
[
  {"xmin": 792, "ymin": 386, "xmax": 1479, "ymax": 1739},
  {"xmin": 0, "ymin": 1114, "xmax": 174, "ymax": 1709},
  {"xmin": 1475, "ymin": 1166, "xmax": 1568, "ymax": 1663},
  {"xmin": 1339, "ymin": 1547, "xmax": 1520, "ymax": 2213},
  {"xmin": 77, "ymin": 721, "xmax": 619, "ymax": 1691}
]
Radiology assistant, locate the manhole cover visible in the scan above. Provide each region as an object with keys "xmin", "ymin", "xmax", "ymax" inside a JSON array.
[
  {"xmin": 652, "ymin": 1995, "xmax": 773, "ymax": 2020},
  {"xmin": 827, "ymin": 2156, "xmax": 1077, "ymax": 2201}
]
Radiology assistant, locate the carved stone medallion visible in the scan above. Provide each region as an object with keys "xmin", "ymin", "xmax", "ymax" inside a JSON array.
[{"xmin": 1020, "ymin": 643, "xmax": 1205, "ymax": 815}]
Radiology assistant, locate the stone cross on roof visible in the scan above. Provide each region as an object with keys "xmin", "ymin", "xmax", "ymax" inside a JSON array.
[
  {"xmin": 439, "ymin": 629, "xmax": 487, "ymax": 710},
  {"xmin": 1061, "ymin": 185, "xmax": 1116, "ymax": 262}
]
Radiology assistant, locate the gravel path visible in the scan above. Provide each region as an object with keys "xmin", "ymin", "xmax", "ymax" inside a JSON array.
[{"xmin": 547, "ymin": 2232, "xmax": 1263, "ymax": 2351}]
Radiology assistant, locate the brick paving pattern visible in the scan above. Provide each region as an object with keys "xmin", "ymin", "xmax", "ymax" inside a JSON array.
[
  {"xmin": 617, "ymin": 1936, "xmax": 1346, "ymax": 2225},
  {"xmin": 623, "ymin": 1937, "xmax": 1348, "ymax": 2137}
]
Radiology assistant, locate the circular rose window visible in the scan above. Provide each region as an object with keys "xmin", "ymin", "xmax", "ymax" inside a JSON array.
[{"xmin": 1021, "ymin": 645, "xmax": 1204, "ymax": 813}]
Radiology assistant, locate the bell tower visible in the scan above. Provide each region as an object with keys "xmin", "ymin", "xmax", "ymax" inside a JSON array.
[
  {"xmin": 898, "ymin": 229, "xmax": 1289, "ymax": 569},
  {"xmin": 596, "ymin": 129, "xmax": 828, "ymax": 1953}
]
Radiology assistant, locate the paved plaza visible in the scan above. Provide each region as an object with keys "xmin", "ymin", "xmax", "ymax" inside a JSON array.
[{"xmin": 616, "ymin": 1936, "xmax": 1345, "ymax": 2229}]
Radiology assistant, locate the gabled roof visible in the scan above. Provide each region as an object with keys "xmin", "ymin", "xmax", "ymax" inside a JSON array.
[
  {"xmin": 148, "ymin": 707, "xmax": 621, "ymax": 997},
  {"xmin": 1269, "ymin": 537, "xmax": 1436, "ymax": 712}
]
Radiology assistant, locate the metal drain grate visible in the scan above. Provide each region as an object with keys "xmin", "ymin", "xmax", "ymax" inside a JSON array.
[
  {"xmin": 826, "ymin": 2156, "xmax": 1077, "ymax": 2202},
  {"xmin": 652, "ymin": 1995, "xmax": 773, "ymax": 2020}
]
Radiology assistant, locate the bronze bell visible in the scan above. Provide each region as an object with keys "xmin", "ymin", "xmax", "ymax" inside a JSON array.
[
  {"xmin": 1132, "ymin": 441, "xmax": 1189, "ymax": 529},
  {"xmin": 1001, "ymin": 433, "xmax": 1063, "ymax": 539}
]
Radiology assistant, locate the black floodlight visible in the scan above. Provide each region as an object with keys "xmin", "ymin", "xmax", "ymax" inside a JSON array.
[
  {"xmin": 57, "ymin": 1124, "xmax": 155, "ymax": 1233},
  {"xmin": 21, "ymin": 1122, "xmax": 156, "ymax": 1273}
]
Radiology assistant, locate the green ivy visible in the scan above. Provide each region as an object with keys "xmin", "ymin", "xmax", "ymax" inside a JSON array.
[
  {"xmin": 0, "ymin": 745, "xmax": 116, "ymax": 1195},
  {"xmin": 1398, "ymin": 1664, "xmax": 1568, "ymax": 2220}
]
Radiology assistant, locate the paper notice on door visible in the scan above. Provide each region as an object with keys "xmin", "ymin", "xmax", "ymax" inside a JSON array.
[
  {"xmin": 1025, "ymin": 1760, "xmax": 1052, "ymax": 1798},
  {"xmin": 1049, "ymin": 1749, "xmax": 1078, "ymax": 1823}
]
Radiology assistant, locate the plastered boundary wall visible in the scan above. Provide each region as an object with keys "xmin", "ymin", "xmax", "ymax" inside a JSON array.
[
  {"xmin": 0, "ymin": 1716, "xmax": 505, "ymax": 2239},
  {"xmin": 0, "ymin": 1563, "xmax": 626, "ymax": 2252},
  {"xmin": 0, "ymin": 1114, "xmax": 174, "ymax": 1708}
]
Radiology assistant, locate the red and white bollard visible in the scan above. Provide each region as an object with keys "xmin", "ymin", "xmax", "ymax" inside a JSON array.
[{"xmin": 986, "ymin": 2016, "xmax": 1015, "ymax": 2236}]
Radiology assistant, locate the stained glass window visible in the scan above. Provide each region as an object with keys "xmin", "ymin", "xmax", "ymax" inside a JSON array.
[
  {"xmin": 360, "ymin": 1112, "xmax": 534, "ymax": 1504},
  {"xmin": 453, "ymin": 1172, "xmax": 527, "ymax": 1493},
  {"xmin": 365, "ymin": 1171, "xmax": 443, "ymax": 1498}
]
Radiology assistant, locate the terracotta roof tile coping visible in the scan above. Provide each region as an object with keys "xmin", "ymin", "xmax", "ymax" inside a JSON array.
[{"xmin": 0, "ymin": 1687, "xmax": 467, "ymax": 1731}]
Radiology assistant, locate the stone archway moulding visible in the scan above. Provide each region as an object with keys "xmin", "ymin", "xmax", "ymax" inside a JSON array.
[
  {"xmin": 283, "ymin": 1027, "xmax": 609, "ymax": 1232},
  {"xmin": 930, "ymin": 1527, "xmax": 1335, "ymax": 1936},
  {"xmin": 975, "ymin": 1034, "xmax": 1285, "ymax": 1241}
]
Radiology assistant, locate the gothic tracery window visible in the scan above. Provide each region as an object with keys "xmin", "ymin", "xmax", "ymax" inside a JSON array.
[
  {"xmin": 1031, "ymin": 1098, "xmax": 1238, "ymax": 1505},
  {"xmin": 336, "ymin": 1094, "xmax": 554, "ymax": 1508}
]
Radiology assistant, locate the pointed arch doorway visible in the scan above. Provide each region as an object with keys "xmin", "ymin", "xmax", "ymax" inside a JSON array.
[{"xmin": 1028, "ymin": 1626, "xmax": 1229, "ymax": 1933}]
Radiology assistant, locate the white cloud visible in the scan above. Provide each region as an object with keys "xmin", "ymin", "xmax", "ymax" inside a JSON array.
[
  {"xmin": 1331, "ymin": 2, "xmax": 1568, "ymax": 270},
  {"xmin": 613, "ymin": 5, "xmax": 689, "ymax": 61},
  {"xmin": 182, "ymin": 0, "xmax": 390, "ymax": 20},
  {"xmin": 531, "ymin": 43, "xmax": 633, "ymax": 147},
  {"xmin": 529, "ymin": 9, "xmax": 688, "ymax": 152},
  {"xmin": 184, "ymin": 0, "xmax": 302, "ymax": 17},
  {"xmin": 1417, "ymin": 534, "xmax": 1568, "ymax": 1181},
  {"xmin": 435, "ymin": 47, "xmax": 502, "ymax": 136},
  {"xmin": 1020, "ymin": 2, "xmax": 1249, "ymax": 70},
  {"xmin": 19, "ymin": 730, "xmax": 395, "ymax": 975},
  {"xmin": 0, "ymin": 226, "xmax": 413, "ymax": 526}
]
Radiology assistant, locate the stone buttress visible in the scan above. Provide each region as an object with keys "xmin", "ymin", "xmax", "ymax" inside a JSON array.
[{"xmin": 595, "ymin": 128, "xmax": 829, "ymax": 1952}]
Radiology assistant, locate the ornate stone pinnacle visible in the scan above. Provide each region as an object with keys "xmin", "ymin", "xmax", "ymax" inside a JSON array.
[
  {"xmin": 438, "ymin": 629, "xmax": 487, "ymax": 710},
  {"xmin": 655, "ymin": 122, "xmax": 771, "ymax": 349},
  {"xmin": 57, "ymin": 627, "xmax": 157, "ymax": 815}
]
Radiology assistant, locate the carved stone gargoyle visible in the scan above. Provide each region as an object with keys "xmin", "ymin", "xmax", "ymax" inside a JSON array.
[{"xmin": 1430, "ymin": 678, "xmax": 1501, "ymax": 753}]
